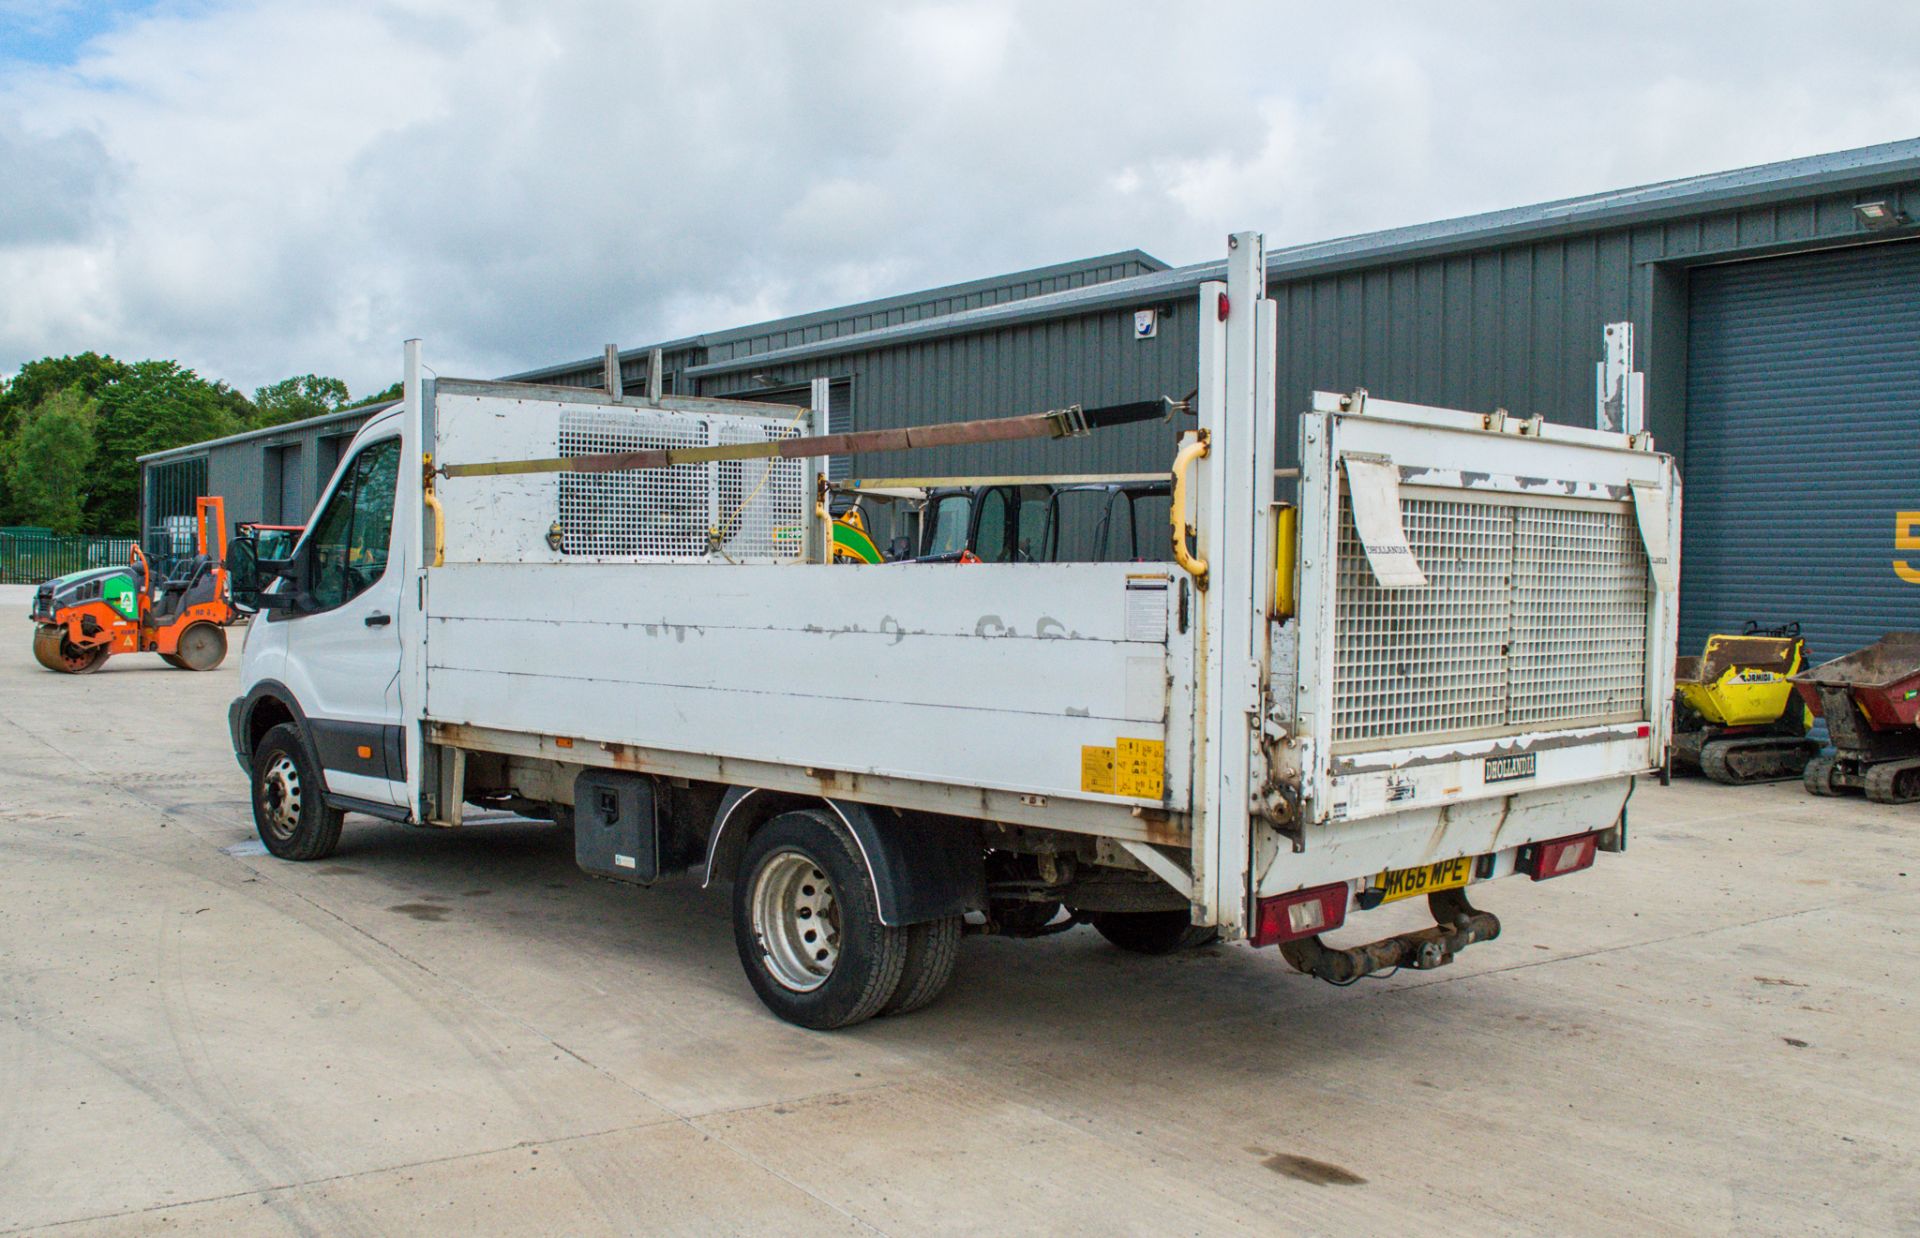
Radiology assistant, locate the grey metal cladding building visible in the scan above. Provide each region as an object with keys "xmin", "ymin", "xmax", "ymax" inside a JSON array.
[
  {"xmin": 136, "ymin": 249, "xmax": 1166, "ymax": 540},
  {"xmin": 147, "ymin": 138, "xmax": 1920, "ymax": 658}
]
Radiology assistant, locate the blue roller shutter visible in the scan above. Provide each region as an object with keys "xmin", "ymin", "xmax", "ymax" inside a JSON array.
[{"xmin": 1682, "ymin": 240, "xmax": 1920, "ymax": 661}]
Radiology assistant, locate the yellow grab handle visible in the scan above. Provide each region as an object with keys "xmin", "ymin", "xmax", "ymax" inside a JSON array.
[
  {"xmin": 423, "ymin": 491, "xmax": 445, "ymax": 567},
  {"xmin": 1272, "ymin": 502, "xmax": 1297, "ymax": 620},
  {"xmin": 422, "ymin": 455, "xmax": 446, "ymax": 569},
  {"xmin": 1170, "ymin": 430, "xmax": 1210, "ymax": 589}
]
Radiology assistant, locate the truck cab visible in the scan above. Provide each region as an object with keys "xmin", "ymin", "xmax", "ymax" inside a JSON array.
[{"xmin": 231, "ymin": 408, "xmax": 409, "ymax": 831}]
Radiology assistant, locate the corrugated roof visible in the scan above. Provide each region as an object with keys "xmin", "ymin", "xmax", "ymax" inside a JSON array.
[
  {"xmin": 682, "ymin": 137, "xmax": 1920, "ymax": 379},
  {"xmin": 502, "ymin": 248, "xmax": 1167, "ymax": 384},
  {"xmin": 136, "ymin": 400, "xmax": 397, "ymax": 463}
]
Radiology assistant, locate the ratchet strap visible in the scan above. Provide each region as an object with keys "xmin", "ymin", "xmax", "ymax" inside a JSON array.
[{"xmin": 439, "ymin": 398, "xmax": 1180, "ymax": 480}]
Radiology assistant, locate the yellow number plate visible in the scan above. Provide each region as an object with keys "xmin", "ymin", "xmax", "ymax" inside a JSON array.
[{"xmin": 1374, "ymin": 856, "xmax": 1474, "ymax": 904}]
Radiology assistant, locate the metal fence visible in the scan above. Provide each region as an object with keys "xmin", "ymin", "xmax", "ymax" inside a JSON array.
[
  {"xmin": 0, "ymin": 533, "xmax": 140, "ymax": 585},
  {"xmin": 143, "ymin": 455, "xmax": 208, "ymax": 574}
]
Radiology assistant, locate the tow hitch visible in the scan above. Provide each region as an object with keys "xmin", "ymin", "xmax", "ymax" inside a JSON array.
[{"xmin": 1280, "ymin": 889, "xmax": 1500, "ymax": 984}]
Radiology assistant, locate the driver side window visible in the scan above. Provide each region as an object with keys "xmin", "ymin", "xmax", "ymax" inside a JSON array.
[{"xmin": 307, "ymin": 438, "xmax": 400, "ymax": 611}]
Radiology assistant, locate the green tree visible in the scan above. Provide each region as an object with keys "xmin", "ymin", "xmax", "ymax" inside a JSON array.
[
  {"xmin": 210, "ymin": 379, "xmax": 257, "ymax": 428},
  {"xmin": 349, "ymin": 380, "xmax": 403, "ymax": 408},
  {"xmin": 3, "ymin": 386, "xmax": 98, "ymax": 535},
  {"xmin": 0, "ymin": 352, "xmax": 131, "ymax": 523},
  {"xmin": 252, "ymin": 374, "xmax": 350, "ymax": 428},
  {"xmin": 85, "ymin": 361, "xmax": 243, "ymax": 535}
]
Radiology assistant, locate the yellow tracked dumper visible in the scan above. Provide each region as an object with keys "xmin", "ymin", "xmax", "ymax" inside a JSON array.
[{"xmin": 1672, "ymin": 623, "xmax": 1822, "ymax": 785}]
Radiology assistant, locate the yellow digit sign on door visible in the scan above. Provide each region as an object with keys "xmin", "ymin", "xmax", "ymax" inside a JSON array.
[{"xmin": 1897, "ymin": 512, "xmax": 1920, "ymax": 585}]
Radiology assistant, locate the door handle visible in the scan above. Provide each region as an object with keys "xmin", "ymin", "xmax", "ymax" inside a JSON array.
[{"xmin": 364, "ymin": 612, "xmax": 392, "ymax": 627}]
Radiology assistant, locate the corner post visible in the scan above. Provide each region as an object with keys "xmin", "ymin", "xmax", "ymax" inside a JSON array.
[
  {"xmin": 807, "ymin": 377, "xmax": 833, "ymax": 563},
  {"xmin": 1193, "ymin": 232, "xmax": 1268, "ymax": 938},
  {"xmin": 399, "ymin": 338, "xmax": 427, "ymax": 821}
]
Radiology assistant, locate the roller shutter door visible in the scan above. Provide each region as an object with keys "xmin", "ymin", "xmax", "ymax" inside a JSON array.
[
  {"xmin": 277, "ymin": 444, "xmax": 303, "ymax": 523},
  {"xmin": 1682, "ymin": 241, "xmax": 1920, "ymax": 660}
]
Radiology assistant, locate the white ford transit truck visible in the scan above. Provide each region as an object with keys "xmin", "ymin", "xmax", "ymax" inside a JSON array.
[{"xmin": 230, "ymin": 233, "xmax": 1680, "ymax": 1028}]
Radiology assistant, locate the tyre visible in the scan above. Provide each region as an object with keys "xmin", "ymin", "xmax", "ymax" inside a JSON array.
[
  {"xmin": 1802, "ymin": 754, "xmax": 1843, "ymax": 798},
  {"xmin": 732, "ymin": 809, "xmax": 906, "ymax": 1030},
  {"xmin": 1090, "ymin": 909, "xmax": 1218, "ymax": 955},
  {"xmin": 881, "ymin": 915, "xmax": 961, "ymax": 1017},
  {"xmin": 251, "ymin": 723, "xmax": 344, "ymax": 861},
  {"xmin": 170, "ymin": 622, "xmax": 227, "ymax": 670}
]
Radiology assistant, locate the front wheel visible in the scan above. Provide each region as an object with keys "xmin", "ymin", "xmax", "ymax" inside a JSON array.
[
  {"xmin": 252, "ymin": 723, "xmax": 344, "ymax": 860},
  {"xmin": 1089, "ymin": 909, "xmax": 1218, "ymax": 955},
  {"xmin": 32, "ymin": 625, "xmax": 108, "ymax": 674},
  {"xmin": 732, "ymin": 810, "xmax": 907, "ymax": 1029}
]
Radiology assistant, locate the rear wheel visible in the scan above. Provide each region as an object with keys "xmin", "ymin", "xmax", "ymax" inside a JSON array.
[
  {"xmin": 1802, "ymin": 754, "xmax": 1844, "ymax": 797},
  {"xmin": 1090, "ymin": 909, "xmax": 1218, "ymax": 955},
  {"xmin": 881, "ymin": 915, "xmax": 962, "ymax": 1016},
  {"xmin": 733, "ymin": 810, "xmax": 907, "ymax": 1029},
  {"xmin": 170, "ymin": 622, "xmax": 227, "ymax": 671},
  {"xmin": 252, "ymin": 723, "xmax": 344, "ymax": 861}
]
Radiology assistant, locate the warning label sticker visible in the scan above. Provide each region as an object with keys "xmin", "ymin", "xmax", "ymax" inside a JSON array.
[
  {"xmin": 1124, "ymin": 576, "xmax": 1169, "ymax": 642},
  {"xmin": 1114, "ymin": 737, "xmax": 1165, "ymax": 799},
  {"xmin": 1080, "ymin": 746, "xmax": 1115, "ymax": 795},
  {"xmin": 1083, "ymin": 738, "xmax": 1165, "ymax": 799}
]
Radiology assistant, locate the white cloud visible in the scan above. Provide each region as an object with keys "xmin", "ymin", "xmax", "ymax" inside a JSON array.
[{"xmin": 1, "ymin": 0, "xmax": 1918, "ymax": 396}]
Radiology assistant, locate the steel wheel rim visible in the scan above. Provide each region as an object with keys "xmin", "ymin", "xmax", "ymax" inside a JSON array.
[
  {"xmin": 260, "ymin": 753, "xmax": 303, "ymax": 840},
  {"xmin": 180, "ymin": 625, "xmax": 220, "ymax": 668},
  {"xmin": 58, "ymin": 636, "xmax": 101, "ymax": 672},
  {"xmin": 750, "ymin": 849, "xmax": 839, "ymax": 992}
]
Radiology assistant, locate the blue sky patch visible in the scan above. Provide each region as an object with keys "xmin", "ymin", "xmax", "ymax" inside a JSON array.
[{"xmin": 1, "ymin": 1, "xmax": 173, "ymax": 68}]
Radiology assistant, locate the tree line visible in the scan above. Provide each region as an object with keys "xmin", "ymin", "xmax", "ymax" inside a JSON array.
[{"xmin": 0, "ymin": 354, "xmax": 400, "ymax": 537}]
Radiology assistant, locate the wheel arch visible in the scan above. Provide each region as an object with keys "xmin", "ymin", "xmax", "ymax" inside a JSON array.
[
  {"xmin": 702, "ymin": 788, "xmax": 984, "ymax": 927},
  {"xmin": 232, "ymin": 680, "xmax": 319, "ymax": 780}
]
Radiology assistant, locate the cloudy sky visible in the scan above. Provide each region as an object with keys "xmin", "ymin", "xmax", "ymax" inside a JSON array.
[{"xmin": 2, "ymin": 1, "xmax": 1918, "ymax": 397}]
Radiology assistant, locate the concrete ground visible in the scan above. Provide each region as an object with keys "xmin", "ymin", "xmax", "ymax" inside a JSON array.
[{"xmin": 2, "ymin": 584, "xmax": 1916, "ymax": 1237}]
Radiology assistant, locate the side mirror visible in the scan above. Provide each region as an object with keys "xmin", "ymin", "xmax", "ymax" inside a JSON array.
[
  {"xmin": 257, "ymin": 586, "xmax": 311, "ymax": 615},
  {"xmin": 253, "ymin": 556, "xmax": 311, "ymax": 614},
  {"xmin": 227, "ymin": 536, "xmax": 260, "ymax": 612}
]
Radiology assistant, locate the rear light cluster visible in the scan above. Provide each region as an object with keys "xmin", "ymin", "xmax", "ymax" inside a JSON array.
[
  {"xmin": 1520, "ymin": 832, "xmax": 1599, "ymax": 881},
  {"xmin": 1250, "ymin": 883, "xmax": 1348, "ymax": 947}
]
